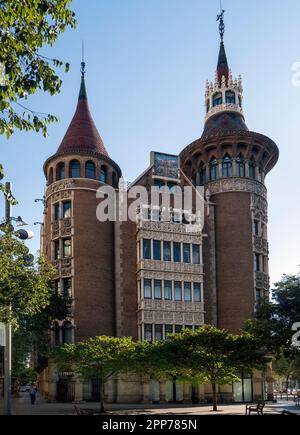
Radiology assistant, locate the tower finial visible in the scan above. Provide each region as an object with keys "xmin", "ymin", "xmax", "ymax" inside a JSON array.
[
  {"xmin": 216, "ymin": 1, "xmax": 225, "ymax": 42},
  {"xmin": 81, "ymin": 40, "xmax": 86, "ymax": 78}
]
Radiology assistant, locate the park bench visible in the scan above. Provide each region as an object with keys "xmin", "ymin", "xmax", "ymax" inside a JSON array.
[
  {"xmin": 281, "ymin": 410, "xmax": 298, "ymax": 416},
  {"xmin": 245, "ymin": 401, "xmax": 265, "ymax": 415}
]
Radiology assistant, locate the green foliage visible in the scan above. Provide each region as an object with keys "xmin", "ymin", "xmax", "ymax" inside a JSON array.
[
  {"xmin": 0, "ymin": 232, "xmax": 55, "ymax": 327},
  {"xmin": 0, "ymin": 0, "xmax": 76, "ymax": 138},
  {"xmin": 246, "ymin": 273, "xmax": 300, "ymax": 358},
  {"xmin": 15, "ymin": 367, "xmax": 38, "ymax": 386}
]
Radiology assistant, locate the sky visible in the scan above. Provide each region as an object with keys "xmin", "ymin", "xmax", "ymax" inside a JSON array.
[{"xmin": 1, "ymin": 0, "xmax": 300, "ymax": 287}]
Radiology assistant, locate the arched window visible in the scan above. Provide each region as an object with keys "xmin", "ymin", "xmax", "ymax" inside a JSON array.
[
  {"xmin": 226, "ymin": 91, "xmax": 236, "ymax": 104},
  {"xmin": 209, "ymin": 158, "xmax": 219, "ymax": 181},
  {"xmin": 199, "ymin": 162, "xmax": 206, "ymax": 186},
  {"xmin": 69, "ymin": 160, "xmax": 81, "ymax": 178},
  {"xmin": 62, "ymin": 321, "xmax": 73, "ymax": 344},
  {"xmin": 85, "ymin": 161, "xmax": 96, "ymax": 179},
  {"xmin": 248, "ymin": 159, "xmax": 256, "ymax": 179},
  {"xmin": 56, "ymin": 162, "xmax": 65, "ymax": 181},
  {"xmin": 112, "ymin": 172, "xmax": 118, "ymax": 188},
  {"xmin": 222, "ymin": 154, "xmax": 232, "ymax": 177},
  {"xmin": 213, "ymin": 92, "xmax": 222, "ymax": 107},
  {"xmin": 236, "ymin": 154, "xmax": 245, "ymax": 177},
  {"xmin": 100, "ymin": 165, "xmax": 107, "ymax": 184},
  {"xmin": 53, "ymin": 322, "xmax": 60, "ymax": 346},
  {"xmin": 49, "ymin": 168, "xmax": 53, "ymax": 185},
  {"xmin": 206, "ymin": 100, "xmax": 210, "ymax": 113}
]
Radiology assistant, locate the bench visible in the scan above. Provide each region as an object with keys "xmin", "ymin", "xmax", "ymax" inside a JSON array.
[
  {"xmin": 74, "ymin": 405, "xmax": 103, "ymax": 415},
  {"xmin": 281, "ymin": 410, "xmax": 298, "ymax": 416},
  {"xmin": 245, "ymin": 401, "xmax": 265, "ymax": 415}
]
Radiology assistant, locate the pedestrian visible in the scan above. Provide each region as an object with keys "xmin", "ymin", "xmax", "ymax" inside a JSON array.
[{"xmin": 29, "ymin": 384, "xmax": 37, "ymax": 405}]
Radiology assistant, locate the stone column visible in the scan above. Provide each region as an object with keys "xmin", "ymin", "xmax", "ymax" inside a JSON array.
[
  {"xmin": 48, "ymin": 380, "xmax": 57, "ymax": 402},
  {"xmin": 142, "ymin": 381, "xmax": 151, "ymax": 404},
  {"xmin": 74, "ymin": 379, "xmax": 83, "ymax": 403},
  {"xmin": 159, "ymin": 381, "xmax": 166, "ymax": 404},
  {"xmin": 183, "ymin": 384, "xmax": 191, "ymax": 403}
]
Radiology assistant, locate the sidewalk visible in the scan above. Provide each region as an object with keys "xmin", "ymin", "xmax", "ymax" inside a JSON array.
[{"xmin": 0, "ymin": 394, "xmax": 299, "ymax": 415}]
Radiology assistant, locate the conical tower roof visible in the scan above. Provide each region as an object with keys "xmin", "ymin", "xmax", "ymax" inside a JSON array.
[{"xmin": 56, "ymin": 66, "xmax": 108, "ymax": 157}]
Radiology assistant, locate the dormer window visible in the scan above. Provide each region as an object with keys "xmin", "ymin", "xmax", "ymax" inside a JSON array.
[
  {"xmin": 210, "ymin": 158, "xmax": 219, "ymax": 181},
  {"xmin": 213, "ymin": 93, "xmax": 223, "ymax": 107},
  {"xmin": 226, "ymin": 91, "xmax": 236, "ymax": 104},
  {"xmin": 222, "ymin": 154, "xmax": 232, "ymax": 177}
]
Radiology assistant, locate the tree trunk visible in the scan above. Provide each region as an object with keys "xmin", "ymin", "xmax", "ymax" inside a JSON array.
[
  {"xmin": 99, "ymin": 380, "xmax": 105, "ymax": 414},
  {"xmin": 212, "ymin": 383, "xmax": 218, "ymax": 412}
]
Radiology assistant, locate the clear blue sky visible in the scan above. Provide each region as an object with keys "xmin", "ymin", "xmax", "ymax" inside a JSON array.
[{"xmin": 1, "ymin": 0, "xmax": 300, "ymax": 286}]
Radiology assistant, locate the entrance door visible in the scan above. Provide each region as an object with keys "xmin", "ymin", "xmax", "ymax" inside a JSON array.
[{"xmin": 56, "ymin": 378, "xmax": 75, "ymax": 402}]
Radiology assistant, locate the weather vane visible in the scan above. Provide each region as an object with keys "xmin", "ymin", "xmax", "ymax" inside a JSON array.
[
  {"xmin": 81, "ymin": 40, "xmax": 86, "ymax": 78},
  {"xmin": 216, "ymin": 1, "xmax": 225, "ymax": 42}
]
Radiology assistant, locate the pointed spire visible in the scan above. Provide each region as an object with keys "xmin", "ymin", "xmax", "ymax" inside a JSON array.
[
  {"xmin": 216, "ymin": 7, "xmax": 229, "ymax": 85},
  {"xmin": 56, "ymin": 56, "xmax": 109, "ymax": 157}
]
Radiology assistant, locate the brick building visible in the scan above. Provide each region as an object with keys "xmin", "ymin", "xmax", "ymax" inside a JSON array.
[{"xmin": 39, "ymin": 20, "xmax": 278, "ymax": 404}]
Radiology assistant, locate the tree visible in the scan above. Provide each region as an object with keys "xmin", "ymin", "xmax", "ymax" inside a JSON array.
[
  {"xmin": 0, "ymin": 231, "xmax": 55, "ymax": 328},
  {"xmin": 52, "ymin": 336, "xmax": 136, "ymax": 413},
  {"xmin": 139, "ymin": 326, "xmax": 267, "ymax": 412},
  {"xmin": 0, "ymin": 0, "xmax": 76, "ymax": 138},
  {"xmin": 272, "ymin": 353, "xmax": 300, "ymax": 393}
]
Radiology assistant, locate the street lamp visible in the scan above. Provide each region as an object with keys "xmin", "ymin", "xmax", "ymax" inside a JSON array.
[{"xmin": 1, "ymin": 182, "xmax": 34, "ymax": 415}]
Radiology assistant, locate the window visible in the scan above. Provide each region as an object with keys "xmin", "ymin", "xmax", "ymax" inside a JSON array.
[
  {"xmin": 155, "ymin": 324, "xmax": 163, "ymax": 341},
  {"xmin": 165, "ymin": 325, "xmax": 173, "ymax": 338},
  {"xmin": 253, "ymin": 220, "xmax": 259, "ymax": 236},
  {"xmin": 213, "ymin": 92, "xmax": 222, "ymax": 107},
  {"xmin": 49, "ymin": 168, "xmax": 53, "ymax": 185},
  {"xmin": 63, "ymin": 278, "xmax": 72, "ymax": 298},
  {"xmin": 175, "ymin": 325, "xmax": 183, "ymax": 334},
  {"xmin": 183, "ymin": 244, "xmax": 190, "ymax": 263},
  {"xmin": 70, "ymin": 160, "xmax": 81, "ymax": 178},
  {"xmin": 151, "ymin": 207, "xmax": 160, "ymax": 222},
  {"xmin": 85, "ymin": 161, "xmax": 96, "ymax": 179},
  {"xmin": 163, "ymin": 241, "xmax": 171, "ymax": 262},
  {"xmin": 54, "ymin": 240, "xmax": 60, "ymax": 260},
  {"xmin": 62, "ymin": 322, "xmax": 73, "ymax": 344},
  {"xmin": 62, "ymin": 201, "xmax": 71, "ymax": 219},
  {"xmin": 63, "ymin": 238, "xmax": 71, "ymax": 258},
  {"xmin": 254, "ymin": 254, "xmax": 260, "ymax": 272},
  {"xmin": 223, "ymin": 155, "xmax": 232, "ymax": 177},
  {"xmin": 56, "ymin": 162, "xmax": 65, "ymax": 181},
  {"xmin": 153, "ymin": 240, "xmax": 161, "ymax": 261},
  {"xmin": 174, "ymin": 282, "xmax": 182, "ymax": 301},
  {"xmin": 164, "ymin": 281, "xmax": 172, "ymax": 301},
  {"xmin": 143, "ymin": 239, "xmax": 151, "ymax": 259},
  {"xmin": 256, "ymin": 289, "xmax": 262, "ymax": 305},
  {"xmin": 199, "ymin": 162, "xmax": 206, "ymax": 186},
  {"xmin": 112, "ymin": 172, "xmax": 118, "ymax": 188},
  {"xmin": 192, "ymin": 245, "xmax": 200, "ymax": 264},
  {"xmin": 236, "ymin": 155, "xmax": 245, "ymax": 177},
  {"xmin": 226, "ymin": 91, "xmax": 236, "ymax": 104},
  {"xmin": 173, "ymin": 210, "xmax": 182, "ymax": 224},
  {"xmin": 144, "ymin": 324, "xmax": 153, "ymax": 341},
  {"xmin": 194, "ymin": 283, "xmax": 202, "ymax": 302},
  {"xmin": 53, "ymin": 280, "xmax": 60, "ymax": 295},
  {"xmin": 206, "ymin": 100, "xmax": 210, "ymax": 113},
  {"xmin": 173, "ymin": 242, "xmax": 181, "ymax": 263},
  {"xmin": 144, "ymin": 279, "xmax": 152, "ymax": 299},
  {"xmin": 184, "ymin": 282, "xmax": 192, "ymax": 302},
  {"xmin": 54, "ymin": 204, "xmax": 60, "ymax": 221},
  {"xmin": 53, "ymin": 322, "xmax": 60, "ymax": 346},
  {"xmin": 210, "ymin": 158, "xmax": 219, "ymax": 181},
  {"xmin": 154, "ymin": 280, "xmax": 162, "ymax": 300},
  {"xmin": 249, "ymin": 160, "xmax": 256, "ymax": 179},
  {"xmin": 100, "ymin": 165, "xmax": 107, "ymax": 183}
]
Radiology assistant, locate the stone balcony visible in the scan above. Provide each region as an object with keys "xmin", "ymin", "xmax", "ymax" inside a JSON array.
[
  {"xmin": 138, "ymin": 259, "xmax": 203, "ymax": 276},
  {"xmin": 138, "ymin": 299, "xmax": 205, "ymax": 326}
]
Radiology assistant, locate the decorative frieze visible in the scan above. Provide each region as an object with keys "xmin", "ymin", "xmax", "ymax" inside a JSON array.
[
  {"xmin": 51, "ymin": 218, "xmax": 74, "ymax": 239},
  {"xmin": 254, "ymin": 236, "xmax": 269, "ymax": 255},
  {"xmin": 137, "ymin": 221, "xmax": 202, "ymax": 243},
  {"xmin": 251, "ymin": 194, "xmax": 268, "ymax": 223},
  {"xmin": 47, "ymin": 180, "xmax": 75, "ymax": 197},
  {"xmin": 138, "ymin": 270, "xmax": 203, "ymax": 283},
  {"xmin": 52, "ymin": 258, "xmax": 73, "ymax": 278},
  {"xmin": 255, "ymin": 271, "xmax": 269, "ymax": 290},
  {"xmin": 208, "ymin": 178, "xmax": 267, "ymax": 200}
]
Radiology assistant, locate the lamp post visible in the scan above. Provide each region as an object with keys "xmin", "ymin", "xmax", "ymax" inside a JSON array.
[{"xmin": 2, "ymin": 182, "xmax": 33, "ymax": 415}]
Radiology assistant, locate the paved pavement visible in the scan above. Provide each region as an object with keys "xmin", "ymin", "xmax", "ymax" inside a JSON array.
[{"xmin": 0, "ymin": 393, "xmax": 299, "ymax": 415}]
